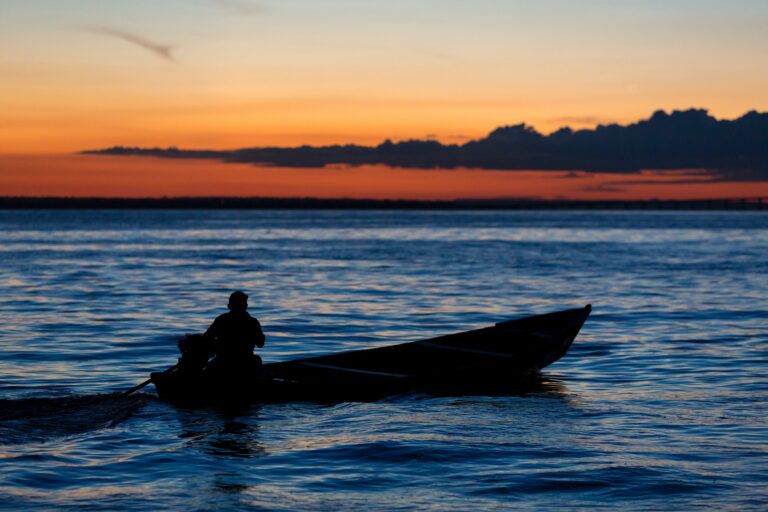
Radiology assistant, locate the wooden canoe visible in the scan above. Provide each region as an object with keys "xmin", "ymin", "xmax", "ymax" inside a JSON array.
[{"xmin": 151, "ymin": 305, "xmax": 591, "ymax": 404}]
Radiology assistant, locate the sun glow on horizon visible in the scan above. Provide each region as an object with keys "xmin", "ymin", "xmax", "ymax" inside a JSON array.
[{"xmin": 2, "ymin": 154, "xmax": 767, "ymax": 201}]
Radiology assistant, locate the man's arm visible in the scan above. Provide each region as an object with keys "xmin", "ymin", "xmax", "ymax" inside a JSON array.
[
  {"xmin": 204, "ymin": 316, "xmax": 220, "ymax": 340},
  {"xmin": 253, "ymin": 318, "xmax": 265, "ymax": 349}
]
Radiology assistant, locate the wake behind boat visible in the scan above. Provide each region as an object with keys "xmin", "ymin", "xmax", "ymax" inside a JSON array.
[{"xmin": 151, "ymin": 305, "xmax": 591, "ymax": 404}]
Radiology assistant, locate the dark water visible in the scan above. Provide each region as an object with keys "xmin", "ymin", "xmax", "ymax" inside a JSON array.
[{"xmin": 0, "ymin": 210, "xmax": 766, "ymax": 511}]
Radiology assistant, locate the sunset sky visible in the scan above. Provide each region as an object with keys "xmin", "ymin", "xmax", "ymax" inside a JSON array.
[{"xmin": 2, "ymin": 0, "xmax": 768, "ymax": 199}]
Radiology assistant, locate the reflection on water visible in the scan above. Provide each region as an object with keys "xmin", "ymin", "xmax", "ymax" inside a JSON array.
[
  {"xmin": 0, "ymin": 210, "xmax": 767, "ymax": 510},
  {"xmin": 179, "ymin": 413, "xmax": 266, "ymax": 460}
]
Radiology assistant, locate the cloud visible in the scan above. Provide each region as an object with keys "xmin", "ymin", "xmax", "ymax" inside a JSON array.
[
  {"xmin": 83, "ymin": 108, "xmax": 768, "ymax": 181},
  {"xmin": 562, "ymin": 171, "xmax": 592, "ymax": 179},
  {"xmin": 582, "ymin": 184, "xmax": 626, "ymax": 193},
  {"xmin": 83, "ymin": 26, "xmax": 174, "ymax": 62}
]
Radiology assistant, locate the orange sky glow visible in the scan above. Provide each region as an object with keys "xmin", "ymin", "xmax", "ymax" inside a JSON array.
[
  {"xmin": 2, "ymin": 154, "xmax": 767, "ymax": 201},
  {"xmin": 2, "ymin": 1, "xmax": 767, "ymax": 200}
]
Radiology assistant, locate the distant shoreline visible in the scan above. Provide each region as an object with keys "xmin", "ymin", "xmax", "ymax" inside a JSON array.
[{"xmin": 0, "ymin": 197, "xmax": 766, "ymax": 210}]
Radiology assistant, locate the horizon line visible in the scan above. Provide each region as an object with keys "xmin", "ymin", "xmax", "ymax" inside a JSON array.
[{"xmin": 1, "ymin": 196, "xmax": 766, "ymax": 211}]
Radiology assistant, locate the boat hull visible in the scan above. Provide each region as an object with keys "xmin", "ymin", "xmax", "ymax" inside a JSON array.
[{"xmin": 151, "ymin": 305, "xmax": 591, "ymax": 404}]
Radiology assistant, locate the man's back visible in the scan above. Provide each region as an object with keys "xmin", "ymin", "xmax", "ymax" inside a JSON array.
[{"xmin": 205, "ymin": 310, "xmax": 265, "ymax": 360}]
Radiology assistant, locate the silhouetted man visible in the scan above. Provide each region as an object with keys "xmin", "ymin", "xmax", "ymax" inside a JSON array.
[{"xmin": 205, "ymin": 291, "xmax": 265, "ymax": 376}]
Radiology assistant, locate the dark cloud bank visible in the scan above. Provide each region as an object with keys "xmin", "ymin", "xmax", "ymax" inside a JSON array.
[{"xmin": 85, "ymin": 109, "xmax": 768, "ymax": 180}]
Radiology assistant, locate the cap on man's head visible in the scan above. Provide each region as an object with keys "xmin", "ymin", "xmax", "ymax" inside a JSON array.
[{"xmin": 228, "ymin": 290, "xmax": 248, "ymax": 310}]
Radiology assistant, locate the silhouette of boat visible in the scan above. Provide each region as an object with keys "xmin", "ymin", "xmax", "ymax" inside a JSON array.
[{"xmin": 151, "ymin": 305, "xmax": 591, "ymax": 404}]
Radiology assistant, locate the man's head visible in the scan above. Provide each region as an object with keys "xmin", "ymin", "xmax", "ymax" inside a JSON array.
[{"xmin": 228, "ymin": 291, "xmax": 248, "ymax": 312}]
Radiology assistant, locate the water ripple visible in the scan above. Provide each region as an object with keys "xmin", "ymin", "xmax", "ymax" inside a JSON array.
[{"xmin": 0, "ymin": 210, "xmax": 766, "ymax": 510}]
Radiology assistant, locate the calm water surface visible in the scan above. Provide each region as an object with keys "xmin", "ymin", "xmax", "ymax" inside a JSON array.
[{"xmin": 0, "ymin": 210, "xmax": 766, "ymax": 510}]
